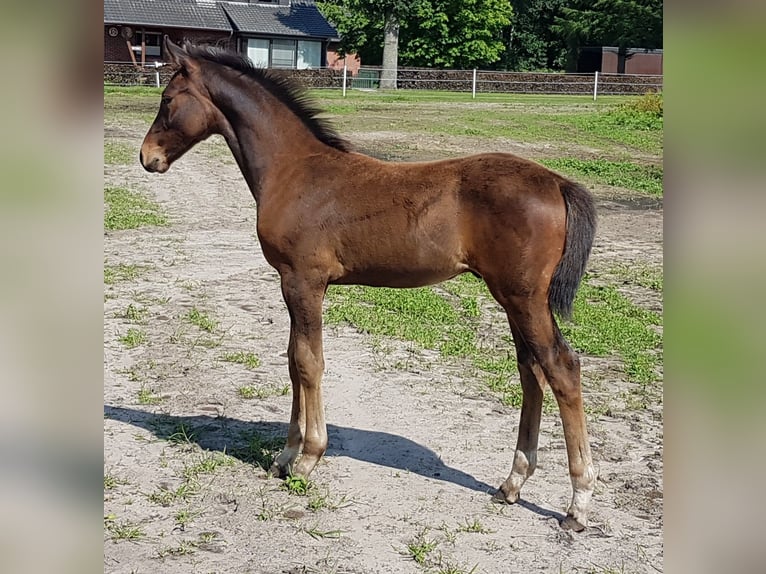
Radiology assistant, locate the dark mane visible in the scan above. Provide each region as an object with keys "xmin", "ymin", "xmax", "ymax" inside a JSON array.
[{"xmin": 183, "ymin": 43, "xmax": 352, "ymax": 153}]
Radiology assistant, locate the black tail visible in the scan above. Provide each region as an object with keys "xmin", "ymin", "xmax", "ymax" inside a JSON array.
[{"xmin": 548, "ymin": 180, "xmax": 597, "ymax": 320}]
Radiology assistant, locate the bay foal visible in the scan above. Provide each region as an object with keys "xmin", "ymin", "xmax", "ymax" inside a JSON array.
[{"xmin": 141, "ymin": 38, "xmax": 597, "ymax": 530}]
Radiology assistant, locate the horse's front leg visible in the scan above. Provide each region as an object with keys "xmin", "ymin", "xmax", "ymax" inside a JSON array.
[{"xmin": 269, "ymin": 272, "xmax": 327, "ymax": 478}]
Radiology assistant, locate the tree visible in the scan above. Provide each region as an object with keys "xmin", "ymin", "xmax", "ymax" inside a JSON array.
[
  {"xmin": 553, "ymin": 0, "xmax": 663, "ymax": 71},
  {"xmin": 319, "ymin": 1, "xmax": 514, "ymax": 81},
  {"xmin": 403, "ymin": 1, "xmax": 513, "ymax": 69},
  {"xmin": 319, "ymin": 1, "xmax": 427, "ymax": 89},
  {"xmin": 503, "ymin": 0, "xmax": 569, "ymax": 72}
]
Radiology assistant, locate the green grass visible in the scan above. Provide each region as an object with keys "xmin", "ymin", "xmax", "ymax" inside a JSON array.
[
  {"xmin": 326, "ymin": 272, "xmax": 662, "ymax": 407},
  {"xmin": 137, "ymin": 385, "xmax": 162, "ymax": 405},
  {"xmin": 312, "ymin": 90, "xmax": 662, "ymax": 157},
  {"xmin": 115, "ymin": 303, "xmax": 147, "ymax": 322},
  {"xmin": 561, "ymin": 278, "xmax": 663, "ymax": 385},
  {"xmin": 186, "ymin": 307, "xmax": 217, "ymax": 332},
  {"xmin": 105, "ymin": 518, "xmax": 144, "ymax": 541},
  {"xmin": 104, "ymin": 263, "xmax": 146, "ymax": 285},
  {"xmin": 608, "ymin": 262, "xmax": 663, "ymax": 291},
  {"xmin": 233, "ymin": 432, "xmax": 284, "ymax": 471},
  {"xmin": 104, "ymin": 141, "xmax": 136, "ymax": 165},
  {"xmin": 540, "ymin": 158, "xmax": 663, "ymax": 195},
  {"xmin": 282, "ymin": 474, "xmax": 312, "ymax": 496},
  {"xmin": 237, "ymin": 383, "xmax": 289, "ymax": 400},
  {"xmin": 221, "ymin": 351, "xmax": 261, "ymax": 370},
  {"xmin": 405, "ymin": 530, "xmax": 439, "ymax": 565},
  {"xmin": 119, "ymin": 328, "xmax": 147, "ymax": 349},
  {"xmin": 104, "ymin": 186, "xmax": 167, "ymax": 230}
]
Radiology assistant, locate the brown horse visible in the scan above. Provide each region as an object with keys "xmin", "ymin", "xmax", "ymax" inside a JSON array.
[{"xmin": 141, "ymin": 37, "xmax": 598, "ymax": 531}]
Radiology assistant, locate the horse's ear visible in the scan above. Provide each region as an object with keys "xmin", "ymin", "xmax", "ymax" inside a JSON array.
[{"xmin": 163, "ymin": 36, "xmax": 197, "ymax": 72}]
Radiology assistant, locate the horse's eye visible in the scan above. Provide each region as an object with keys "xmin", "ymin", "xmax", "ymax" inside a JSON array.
[{"xmin": 161, "ymin": 96, "xmax": 172, "ymax": 105}]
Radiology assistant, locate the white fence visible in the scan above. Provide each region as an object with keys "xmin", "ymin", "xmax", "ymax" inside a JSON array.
[{"xmin": 104, "ymin": 61, "xmax": 662, "ymax": 100}]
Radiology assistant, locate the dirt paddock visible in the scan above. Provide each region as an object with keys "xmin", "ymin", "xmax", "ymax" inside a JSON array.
[{"xmin": 104, "ymin": 110, "xmax": 663, "ymax": 573}]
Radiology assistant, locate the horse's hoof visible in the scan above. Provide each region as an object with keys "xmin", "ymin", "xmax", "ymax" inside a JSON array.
[
  {"xmin": 560, "ymin": 514, "xmax": 586, "ymax": 532},
  {"xmin": 492, "ymin": 487, "xmax": 519, "ymax": 505},
  {"xmin": 268, "ymin": 462, "xmax": 288, "ymax": 479}
]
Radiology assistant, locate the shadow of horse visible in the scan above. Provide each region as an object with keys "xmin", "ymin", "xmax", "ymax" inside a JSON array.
[
  {"xmin": 104, "ymin": 405, "xmax": 566, "ymax": 522},
  {"xmin": 105, "ymin": 405, "xmax": 494, "ymax": 493}
]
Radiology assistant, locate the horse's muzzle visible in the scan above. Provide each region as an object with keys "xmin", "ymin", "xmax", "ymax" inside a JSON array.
[{"xmin": 139, "ymin": 148, "xmax": 169, "ymax": 173}]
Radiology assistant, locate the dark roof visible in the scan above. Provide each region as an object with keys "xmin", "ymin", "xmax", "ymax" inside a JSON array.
[
  {"xmin": 104, "ymin": 0, "xmax": 231, "ymax": 31},
  {"xmin": 104, "ymin": 1, "xmax": 339, "ymax": 39},
  {"xmin": 223, "ymin": 1, "xmax": 338, "ymax": 39}
]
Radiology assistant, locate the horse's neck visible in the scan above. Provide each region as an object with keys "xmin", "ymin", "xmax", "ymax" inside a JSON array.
[{"xmin": 209, "ymin": 73, "xmax": 318, "ymax": 201}]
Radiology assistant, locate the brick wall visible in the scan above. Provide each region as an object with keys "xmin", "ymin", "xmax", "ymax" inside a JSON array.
[{"xmin": 104, "ymin": 26, "xmax": 233, "ymax": 63}]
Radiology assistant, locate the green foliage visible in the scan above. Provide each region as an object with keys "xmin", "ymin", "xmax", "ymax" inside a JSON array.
[
  {"xmin": 104, "ymin": 142, "xmax": 136, "ymax": 165},
  {"xmin": 104, "ymin": 186, "xmax": 168, "ymax": 230},
  {"xmin": 319, "ymin": 0, "xmax": 513, "ymax": 68},
  {"xmin": 186, "ymin": 307, "xmax": 217, "ymax": 333},
  {"xmin": 282, "ymin": 474, "xmax": 312, "ymax": 496},
  {"xmin": 504, "ymin": 0, "xmax": 569, "ymax": 71},
  {"xmin": 233, "ymin": 432, "xmax": 284, "ymax": 471},
  {"xmin": 560, "ymin": 279, "xmax": 663, "ymax": 384},
  {"xmin": 221, "ymin": 351, "xmax": 261, "ymax": 370},
  {"xmin": 540, "ymin": 158, "xmax": 663, "ymax": 195},
  {"xmin": 119, "ymin": 328, "xmax": 147, "ymax": 348},
  {"xmin": 553, "ymin": 0, "xmax": 663, "ymax": 70}
]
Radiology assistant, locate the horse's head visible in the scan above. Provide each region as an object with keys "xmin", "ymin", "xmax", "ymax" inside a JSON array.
[{"xmin": 140, "ymin": 37, "xmax": 222, "ymax": 173}]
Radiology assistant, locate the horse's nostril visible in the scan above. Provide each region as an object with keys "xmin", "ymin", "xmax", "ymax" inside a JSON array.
[{"xmin": 139, "ymin": 150, "xmax": 144, "ymax": 165}]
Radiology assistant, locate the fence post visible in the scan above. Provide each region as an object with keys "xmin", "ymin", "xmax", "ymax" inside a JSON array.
[
  {"xmin": 342, "ymin": 64, "xmax": 347, "ymax": 97},
  {"xmin": 154, "ymin": 61, "xmax": 161, "ymax": 88},
  {"xmin": 593, "ymin": 71, "xmax": 599, "ymax": 101},
  {"xmin": 472, "ymin": 68, "xmax": 477, "ymax": 99}
]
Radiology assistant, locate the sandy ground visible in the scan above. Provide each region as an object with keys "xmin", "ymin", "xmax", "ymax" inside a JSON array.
[{"xmin": 104, "ymin": 122, "xmax": 663, "ymax": 573}]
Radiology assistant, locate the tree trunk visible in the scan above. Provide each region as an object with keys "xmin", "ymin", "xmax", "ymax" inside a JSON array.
[{"xmin": 380, "ymin": 11, "xmax": 399, "ymax": 90}]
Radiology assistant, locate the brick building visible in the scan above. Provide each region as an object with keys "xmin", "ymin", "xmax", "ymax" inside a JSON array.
[{"xmin": 104, "ymin": 0, "xmax": 360, "ymax": 73}]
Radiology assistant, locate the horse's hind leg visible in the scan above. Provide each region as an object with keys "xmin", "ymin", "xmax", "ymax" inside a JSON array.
[
  {"xmin": 269, "ymin": 272, "xmax": 327, "ymax": 478},
  {"xmin": 489, "ymin": 287, "xmax": 596, "ymax": 530},
  {"xmin": 494, "ymin": 325, "xmax": 545, "ymax": 504}
]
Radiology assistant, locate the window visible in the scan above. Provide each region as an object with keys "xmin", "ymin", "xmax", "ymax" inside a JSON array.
[
  {"xmin": 247, "ymin": 39, "xmax": 270, "ymax": 68},
  {"xmin": 297, "ymin": 40, "xmax": 321, "ymax": 69},
  {"xmin": 134, "ymin": 31, "xmax": 162, "ymax": 58},
  {"xmin": 244, "ymin": 38, "xmax": 322, "ymax": 69}
]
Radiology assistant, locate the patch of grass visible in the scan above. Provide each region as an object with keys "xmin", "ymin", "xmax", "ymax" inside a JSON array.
[
  {"xmin": 167, "ymin": 423, "xmax": 196, "ymax": 445},
  {"xmin": 221, "ymin": 350, "xmax": 261, "ymax": 370},
  {"xmin": 282, "ymin": 474, "xmax": 312, "ymax": 496},
  {"xmin": 104, "ymin": 263, "xmax": 147, "ymax": 285},
  {"xmin": 540, "ymin": 158, "xmax": 663, "ymax": 195},
  {"xmin": 115, "ymin": 303, "xmax": 148, "ymax": 322},
  {"xmin": 105, "ymin": 518, "xmax": 144, "ymax": 541},
  {"xmin": 156, "ymin": 540, "xmax": 199, "ymax": 558},
  {"xmin": 104, "ymin": 186, "xmax": 168, "ymax": 230},
  {"xmin": 104, "ymin": 473, "xmax": 126, "ymax": 490},
  {"xmin": 233, "ymin": 432, "xmax": 284, "ymax": 471},
  {"xmin": 148, "ymin": 484, "xmax": 196, "ymax": 506},
  {"xmin": 608, "ymin": 262, "xmax": 663, "ymax": 291},
  {"xmin": 119, "ymin": 328, "xmax": 147, "ymax": 348},
  {"xmin": 173, "ymin": 508, "xmax": 200, "ymax": 529},
  {"xmin": 137, "ymin": 385, "xmax": 162, "ymax": 405},
  {"xmin": 186, "ymin": 307, "xmax": 217, "ymax": 332},
  {"xmin": 183, "ymin": 451, "xmax": 236, "ymax": 481},
  {"xmin": 325, "ymin": 284, "xmax": 476, "ymax": 357},
  {"xmin": 405, "ymin": 529, "xmax": 439, "ymax": 565},
  {"xmin": 104, "ymin": 141, "xmax": 136, "ymax": 165},
  {"xmin": 561, "ymin": 278, "xmax": 663, "ymax": 385},
  {"xmin": 456, "ymin": 518, "xmax": 493, "ymax": 534},
  {"xmin": 326, "ymin": 273, "xmax": 661, "ymax": 407},
  {"xmin": 238, "ymin": 383, "xmax": 290, "ymax": 400},
  {"xmin": 307, "ymin": 486, "xmax": 352, "ymax": 512}
]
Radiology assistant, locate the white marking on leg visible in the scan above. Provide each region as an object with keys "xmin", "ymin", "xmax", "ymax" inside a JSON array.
[
  {"xmin": 503, "ymin": 449, "xmax": 537, "ymax": 501},
  {"xmin": 568, "ymin": 463, "xmax": 597, "ymax": 525}
]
